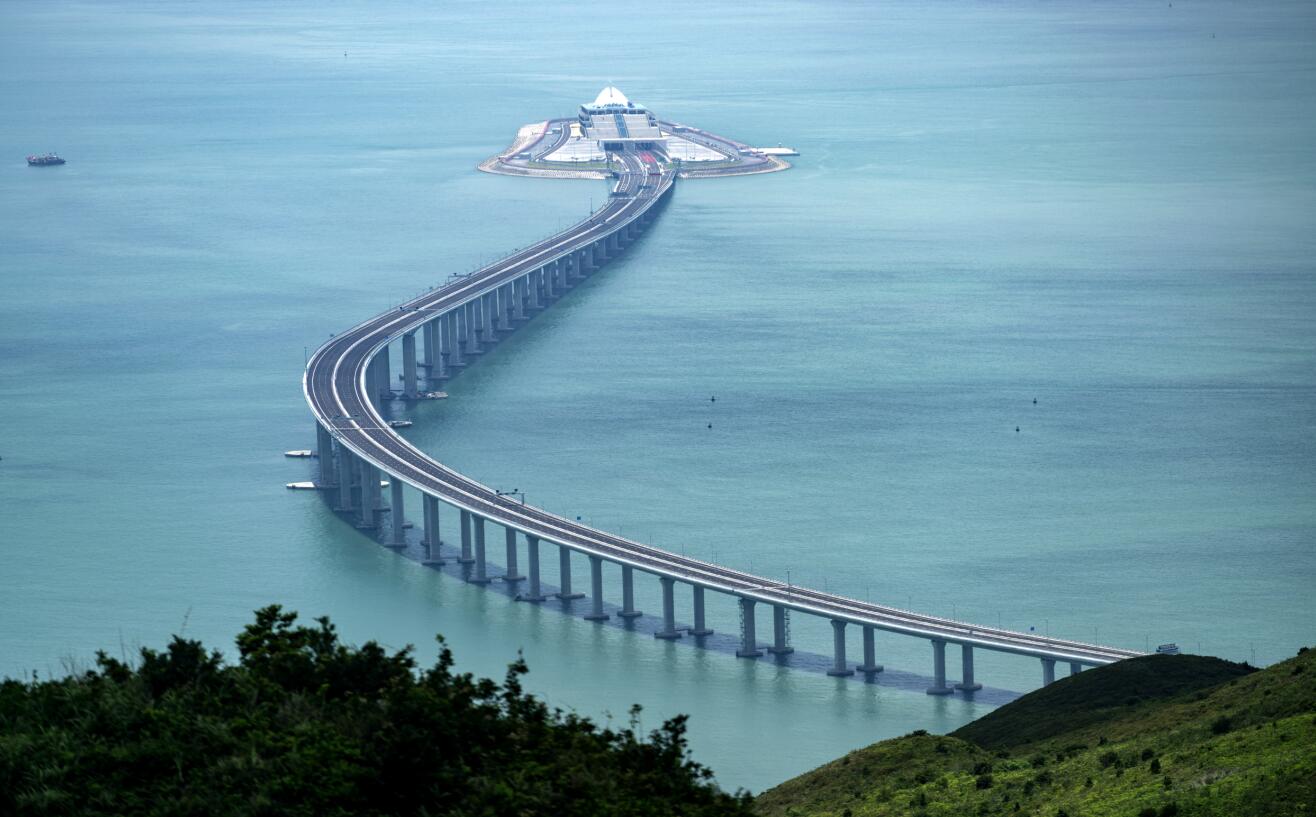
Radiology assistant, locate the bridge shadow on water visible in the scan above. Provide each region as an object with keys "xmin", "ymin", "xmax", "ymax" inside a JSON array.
[{"xmin": 370, "ymin": 528, "xmax": 1022, "ymax": 706}]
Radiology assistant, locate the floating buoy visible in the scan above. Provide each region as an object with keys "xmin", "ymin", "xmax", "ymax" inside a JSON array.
[{"xmin": 1015, "ymin": 427, "xmax": 1020, "ymax": 433}]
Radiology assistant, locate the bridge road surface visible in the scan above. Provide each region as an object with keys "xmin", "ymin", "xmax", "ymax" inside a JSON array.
[{"xmin": 305, "ymin": 151, "xmax": 1143, "ymax": 683}]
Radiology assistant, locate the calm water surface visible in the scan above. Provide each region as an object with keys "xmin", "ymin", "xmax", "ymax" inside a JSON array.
[{"xmin": 2, "ymin": 0, "xmax": 1314, "ymax": 792}]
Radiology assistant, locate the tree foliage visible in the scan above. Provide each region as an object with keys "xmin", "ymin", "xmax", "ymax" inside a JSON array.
[{"xmin": 0, "ymin": 606, "xmax": 753, "ymax": 816}]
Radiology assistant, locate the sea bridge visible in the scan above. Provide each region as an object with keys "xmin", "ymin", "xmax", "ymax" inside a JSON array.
[{"xmin": 303, "ymin": 148, "xmax": 1143, "ymax": 695}]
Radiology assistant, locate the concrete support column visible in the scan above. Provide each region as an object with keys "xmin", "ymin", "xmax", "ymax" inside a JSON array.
[
  {"xmin": 436, "ymin": 318, "xmax": 452, "ymax": 381},
  {"xmin": 1069, "ymin": 662, "xmax": 1082, "ymax": 676},
  {"xmin": 501, "ymin": 527, "xmax": 524, "ymax": 583},
  {"xmin": 335, "ymin": 446, "xmax": 353, "ymax": 511},
  {"xmin": 500, "ymin": 284, "xmax": 514, "ymax": 330},
  {"xmin": 463, "ymin": 302, "xmax": 479, "ymax": 355},
  {"xmin": 459, "ymin": 509, "xmax": 474, "ymax": 563},
  {"xmin": 402, "ymin": 331, "xmax": 418, "ymax": 399},
  {"xmin": 518, "ymin": 535, "xmax": 546, "ymax": 602},
  {"xmin": 584, "ymin": 555, "xmax": 609, "ymax": 621},
  {"xmin": 445, "ymin": 312, "xmax": 462, "ymax": 368},
  {"xmin": 528, "ymin": 270, "xmax": 542, "ymax": 309},
  {"xmin": 828, "ymin": 619, "xmax": 854, "ymax": 676},
  {"xmin": 927, "ymin": 639, "xmax": 953, "ymax": 695},
  {"xmin": 478, "ymin": 294, "xmax": 492, "ymax": 346},
  {"xmin": 421, "ymin": 318, "xmax": 435, "ymax": 369},
  {"xmin": 768, "ymin": 606, "xmax": 793, "ymax": 654},
  {"xmin": 317, "ymin": 424, "xmax": 336, "ymax": 486},
  {"xmin": 388, "ymin": 477, "xmax": 405, "ymax": 548},
  {"xmin": 423, "ymin": 495, "xmax": 444, "ymax": 564},
  {"xmin": 858, "ymin": 626, "xmax": 884, "ymax": 673},
  {"xmin": 1041, "ymin": 658, "xmax": 1056, "ymax": 686},
  {"xmin": 471, "ymin": 516, "xmax": 490, "ymax": 584},
  {"xmin": 513, "ymin": 277, "xmax": 527, "ymax": 320},
  {"xmin": 655, "ymin": 577, "xmax": 682, "ymax": 638},
  {"xmin": 956, "ymin": 644, "xmax": 982, "ymax": 691},
  {"xmin": 358, "ymin": 462, "xmax": 380, "ymax": 529},
  {"xmin": 557, "ymin": 546, "xmax": 583, "ymax": 599},
  {"xmin": 379, "ymin": 348, "xmax": 392, "ymax": 401},
  {"xmin": 736, "ymin": 597, "xmax": 763, "ymax": 657},
  {"xmin": 690, "ymin": 586, "xmax": 713, "ymax": 636},
  {"xmin": 619, "ymin": 566, "xmax": 641, "ymax": 618}
]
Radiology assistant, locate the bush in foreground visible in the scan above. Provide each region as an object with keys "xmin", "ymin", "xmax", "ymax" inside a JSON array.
[{"xmin": 0, "ymin": 606, "xmax": 753, "ymax": 816}]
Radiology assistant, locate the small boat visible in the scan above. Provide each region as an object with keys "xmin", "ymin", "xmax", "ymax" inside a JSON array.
[
  {"xmin": 387, "ymin": 419, "xmax": 413, "ymax": 429},
  {"xmin": 284, "ymin": 450, "xmax": 317, "ymax": 458},
  {"xmin": 286, "ymin": 481, "xmax": 319, "ymax": 490},
  {"xmin": 1155, "ymin": 643, "xmax": 1181, "ymax": 655},
  {"xmin": 27, "ymin": 153, "xmax": 66, "ymax": 166},
  {"xmin": 422, "ymin": 391, "xmax": 449, "ymax": 400}
]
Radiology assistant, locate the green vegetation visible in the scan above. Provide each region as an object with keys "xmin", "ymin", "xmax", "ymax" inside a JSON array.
[
  {"xmin": 756, "ymin": 650, "xmax": 1316, "ymax": 817},
  {"xmin": 0, "ymin": 606, "xmax": 753, "ymax": 816}
]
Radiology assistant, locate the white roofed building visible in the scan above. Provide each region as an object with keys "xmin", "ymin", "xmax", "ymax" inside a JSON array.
[{"xmin": 577, "ymin": 86, "xmax": 664, "ymax": 152}]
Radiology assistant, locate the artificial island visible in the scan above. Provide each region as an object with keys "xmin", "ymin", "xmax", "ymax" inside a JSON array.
[{"xmin": 479, "ymin": 86, "xmax": 795, "ymax": 180}]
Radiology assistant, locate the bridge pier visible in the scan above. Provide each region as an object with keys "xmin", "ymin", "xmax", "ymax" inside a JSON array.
[
  {"xmin": 378, "ymin": 349, "xmax": 392, "ymax": 402},
  {"xmin": 1069, "ymin": 662, "xmax": 1082, "ymax": 676},
  {"xmin": 335, "ymin": 446, "xmax": 353, "ymax": 511},
  {"xmin": 857, "ymin": 625, "xmax": 883, "ymax": 673},
  {"xmin": 512, "ymin": 278, "xmax": 527, "ymax": 321},
  {"xmin": 584, "ymin": 555, "xmax": 609, "ymax": 621},
  {"xmin": 656, "ymin": 576, "xmax": 681, "ymax": 639},
  {"xmin": 619, "ymin": 565, "xmax": 641, "ymax": 618},
  {"xmin": 430, "ymin": 318, "xmax": 447, "ymax": 382},
  {"xmin": 421, "ymin": 318, "xmax": 435, "ymax": 370},
  {"xmin": 557, "ymin": 546, "xmax": 583, "ymax": 599},
  {"xmin": 828, "ymin": 620, "xmax": 854, "ymax": 676},
  {"xmin": 767, "ymin": 606, "xmax": 793, "ymax": 654},
  {"xmin": 736, "ymin": 597, "xmax": 763, "ymax": 657},
  {"xmin": 518, "ymin": 535, "xmax": 546, "ymax": 602},
  {"xmin": 316, "ymin": 424, "xmax": 335, "ymax": 486},
  {"xmin": 358, "ymin": 462, "xmax": 381, "ymax": 529},
  {"xmin": 402, "ymin": 331, "xmax": 418, "ymax": 399},
  {"xmin": 956, "ymin": 644, "xmax": 982, "ymax": 691},
  {"xmin": 459, "ymin": 509, "xmax": 474, "ymax": 563},
  {"xmin": 1041, "ymin": 658, "xmax": 1056, "ymax": 686},
  {"xmin": 388, "ymin": 477, "xmax": 406, "ymax": 547},
  {"xmin": 528, "ymin": 270, "xmax": 542, "ymax": 310},
  {"xmin": 462, "ymin": 302, "xmax": 479, "ymax": 356},
  {"xmin": 501, "ymin": 527, "xmax": 524, "ymax": 583},
  {"xmin": 690, "ymin": 586, "xmax": 713, "ymax": 636},
  {"xmin": 471, "ymin": 516, "xmax": 490, "ymax": 583},
  {"xmin": 423, "ymin": 495, "xmax": 445, "ymax": 564},
  {"xmin": 927, "ymin": 639, "xmax": 953, "ymax": 695},
  {"xmin": 444, "ymin": 312, "xmax": 461, "ymax": 369}
]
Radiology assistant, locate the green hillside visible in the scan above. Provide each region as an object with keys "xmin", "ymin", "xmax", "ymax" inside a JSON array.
[{"xmin": 756, "ymin": 649, "xmax": 1316, "ymax": 817}]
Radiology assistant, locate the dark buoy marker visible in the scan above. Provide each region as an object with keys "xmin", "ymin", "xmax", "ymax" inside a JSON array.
[{"xmin": 1016, "ymin": 426, "xmax": 1020, "ymax": 433}]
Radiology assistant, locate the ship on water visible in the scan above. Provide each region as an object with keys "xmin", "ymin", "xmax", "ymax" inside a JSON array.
[{"xmin": 26, "ymin": 153, "xmax": 65, "ymax": 166}]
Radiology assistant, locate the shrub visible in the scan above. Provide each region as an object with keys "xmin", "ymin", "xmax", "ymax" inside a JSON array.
[
  {"xmin": 1099, "ymin": 750, "xmax": 1121, "ymax": 768},
  {"xmin": 973, "ymin": 761, "xmax": 994, "ymax": 776},
  {"xmin": 1141, "ymin": 748, "xmax": 1155, "ymax": 761},
  {"xmin": 1211, "ymin": 715, "xmax": 1233, "ymax": 735},
  {"xmin": 1150, "ymin": 758, "xmax": 1161, "ymax": 774}
]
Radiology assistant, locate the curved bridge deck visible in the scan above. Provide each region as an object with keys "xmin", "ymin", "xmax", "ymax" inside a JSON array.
[{"xmin": 303, "ymin": 151, "xmax": 1142, "ymax": 695}]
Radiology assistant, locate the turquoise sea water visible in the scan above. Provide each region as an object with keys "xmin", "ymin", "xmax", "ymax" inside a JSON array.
[{"xmin": 2, "ymin": 0, "xmax": 1314, "ymax": 792}]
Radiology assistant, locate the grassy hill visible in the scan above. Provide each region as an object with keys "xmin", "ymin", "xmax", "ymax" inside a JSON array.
[{"xmin": 756, "ymin": 649, "xmax": 1315, "ymax": 817}]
